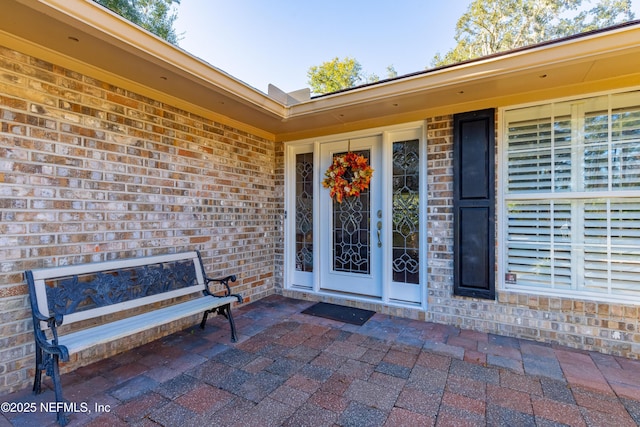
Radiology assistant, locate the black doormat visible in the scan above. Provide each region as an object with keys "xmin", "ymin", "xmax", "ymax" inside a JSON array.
[{"xmin": 301, "ymin": 302, "xmax": 375, "ymax": 326}]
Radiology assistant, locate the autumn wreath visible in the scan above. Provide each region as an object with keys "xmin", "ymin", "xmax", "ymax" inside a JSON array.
[{"xmin": 322, "ymin": 152, "xmax": 373, "ymax": 203}]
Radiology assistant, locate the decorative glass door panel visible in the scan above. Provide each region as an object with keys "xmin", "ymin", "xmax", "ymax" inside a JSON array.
[
  {"xmin": 289, "ymin": 147, "xmax": 315, "ymax": 289},
  {"xmin": 387, "ymin": 129, "xmax": 423, "ymax": 304},
  {"xmin": 295, "ymin": 153, "xmax": 314, "ymax": 273},
  {"xmin": 392, "ymin": 139, "xmax": 420, "ymax": 284},
  {"xmin": 333, "ymin": 150, "xmax": 371, "ymax": 274},
  {"xmin": 320, "ymin": 138, "xmax": 382, "ymax": 297}
]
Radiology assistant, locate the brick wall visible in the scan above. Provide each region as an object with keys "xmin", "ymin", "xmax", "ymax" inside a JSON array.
[
  {"xmin": 285, "ymin": 115, "xmax": 639, "ymax": 360},
  {"xmin": 0, "ymin": 45, "xmax": 282, "ymax": 394},
  {"xmin": 423, "ymin": 115, "xmax": 639, "ymax": 359},
  {"xmin": 2, "ymin": 41, "xmax": 638, "ymax": 395}
]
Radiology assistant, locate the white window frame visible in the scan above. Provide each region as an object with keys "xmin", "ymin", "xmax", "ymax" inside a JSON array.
[{"xmin": 498, "ymin": 87, "xmax": 640, "ymax": 304}]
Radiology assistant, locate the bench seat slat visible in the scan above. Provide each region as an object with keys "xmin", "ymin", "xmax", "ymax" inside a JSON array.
[{"xmin": 55, "ymin": 295, "xmax": 238, "ymax": 354}]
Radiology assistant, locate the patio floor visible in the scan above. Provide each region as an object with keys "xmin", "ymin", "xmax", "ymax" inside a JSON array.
[{"xmin": 3, "ymin": 294, "xmax": 640, "ymax": 426}]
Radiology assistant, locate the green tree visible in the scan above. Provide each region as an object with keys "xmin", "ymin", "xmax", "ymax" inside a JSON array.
[
  {"xmin": 307, "ymin": 57, "xmax": 364, "ymax": 94},
  {"xmin": 386, "ymin": 65, "xmax": 399, "ymax": 79},
  {"xmin": 432, "ymin": 0, "xmax": 634, "ymax": 67},
  {"xmin": 366, "ymin": 65, "xmax": 399, "ymax": 85},
  {"xmin": 307, "ymin": 58, "xmax": 399, "ymax": 94},
  {"xmin": 93, "ymin": 0, "xmax": 181, "ymax": 44}
]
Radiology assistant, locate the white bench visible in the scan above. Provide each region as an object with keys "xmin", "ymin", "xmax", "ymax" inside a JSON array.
[{"xmin": 25, "ymin": 250, "xmax": 241, "ymax": 425}]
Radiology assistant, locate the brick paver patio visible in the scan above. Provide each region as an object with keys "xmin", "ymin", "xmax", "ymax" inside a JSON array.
[{"xmin": 2, "ymin": 295, "xmax": 640, "ymax": 426}]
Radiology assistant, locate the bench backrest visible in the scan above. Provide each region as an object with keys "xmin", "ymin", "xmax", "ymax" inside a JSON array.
[{"xmin": 26, "ymin": 251, "xmax": 206, "ymax": 328}]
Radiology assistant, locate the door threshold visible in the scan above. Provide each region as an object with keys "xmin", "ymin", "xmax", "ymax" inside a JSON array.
[{"xmin": 284, "ymin": 288, "xmax": 425, "ymax": 311}]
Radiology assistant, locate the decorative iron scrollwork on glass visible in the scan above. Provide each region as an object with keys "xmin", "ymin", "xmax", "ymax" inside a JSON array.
[
  {"xmin": 392, "ymin": 140, "xmax": 420, "ymax": 284},
  {"xmin": 333, "ymin": 150, "xmax": 371, "ymax": 274},
  {"xmin": 295, "ymin": 153, "xmax": 314, "ymax": 272}
]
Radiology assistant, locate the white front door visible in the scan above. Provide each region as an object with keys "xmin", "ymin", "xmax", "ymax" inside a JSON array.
[
  {"xmin": 286, "ymin": 124, "xmax": 425, "ymax": 306},
  {"xmin": 319, "ymin": 137, "xmax": 383, "ymax": 297}
]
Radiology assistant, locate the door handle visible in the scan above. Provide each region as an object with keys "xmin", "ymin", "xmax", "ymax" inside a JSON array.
[{"xmin": 376, "ymin": 221, "xmax": 382, "ymax": 248}]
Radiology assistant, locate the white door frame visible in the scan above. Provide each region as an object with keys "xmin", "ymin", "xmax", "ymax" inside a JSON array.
[{"xmin": 284, "ymin": 122, "xmax": 427, "ymax": 309}]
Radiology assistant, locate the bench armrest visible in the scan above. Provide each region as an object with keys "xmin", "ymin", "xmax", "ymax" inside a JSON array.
[
  {"xmin": 30, "ymin": 312, "xmax": 70, "ymax": 360},
  {"xmin": 205, "ymin": 274, "xmax": 243, "ymax": 303},
  {"xmin": 26, "ymin": 270, "xmax": 69, "ymax": 357},
  {"xmin": 31, "ymin": 308, "xmax": 52, "ymax": 323},
  {"xmin": 195, "ymin": 251, "xmax": 242, "ymax": 303}
]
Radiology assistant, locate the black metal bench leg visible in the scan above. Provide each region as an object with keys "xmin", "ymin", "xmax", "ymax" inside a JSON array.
[
  {"xmin": 33, "ymin": 342, "xmax": 43, "ymax": 394},
  {"xmin": 200, "ymin": 310, "xmax": 211, "ymax": 329},
  {"xmin": 223, "ymin": 304, "xmax": 239, "ymax": 342},
  {"xmin": 51, "ymin": 354, "xmax": 69, "ymax": 426},
  {"xmin": 200, "ymin": 305, "xmax": 238, "ymax": 342}
]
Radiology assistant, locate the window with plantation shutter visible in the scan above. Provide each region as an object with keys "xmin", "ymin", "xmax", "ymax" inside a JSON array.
[{"xmin": 502, "ymin": 89, "xmax": 640, "ymax": 302}]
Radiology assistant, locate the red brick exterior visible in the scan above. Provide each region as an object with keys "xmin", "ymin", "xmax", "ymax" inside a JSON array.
[
  {"xmin": 0, "ymin": 45, "xmax": 283, "ymax": 393},
  {"xmin": 1, "ymin": 43, "xmax": 638, "ymax": 395}
]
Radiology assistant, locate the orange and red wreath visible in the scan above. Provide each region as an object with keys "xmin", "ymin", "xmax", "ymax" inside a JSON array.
[{"xmin": 322, "ymin": 152, "xmax": 373, "ymax": 203}]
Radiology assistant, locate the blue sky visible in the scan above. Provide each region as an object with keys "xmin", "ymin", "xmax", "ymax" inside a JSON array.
[{"xmin": 174, "ymin": 0, "xmax": 640, "ymax": 94}]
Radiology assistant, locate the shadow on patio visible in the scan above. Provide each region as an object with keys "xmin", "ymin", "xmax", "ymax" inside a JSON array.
[{"xmin": 3, "ymin": 295, "xmax": 640, "ymax": 426}]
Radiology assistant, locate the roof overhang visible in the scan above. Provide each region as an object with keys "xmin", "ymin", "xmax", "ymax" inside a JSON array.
[{"xmin": 3, "ymin": 0, "xmax": 640, "ymax": 141}]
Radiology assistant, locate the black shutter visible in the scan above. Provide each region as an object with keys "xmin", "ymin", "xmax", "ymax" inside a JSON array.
[{"xmin": 453, "ymin": 109, "xmax": 495, "ymax": 299}]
